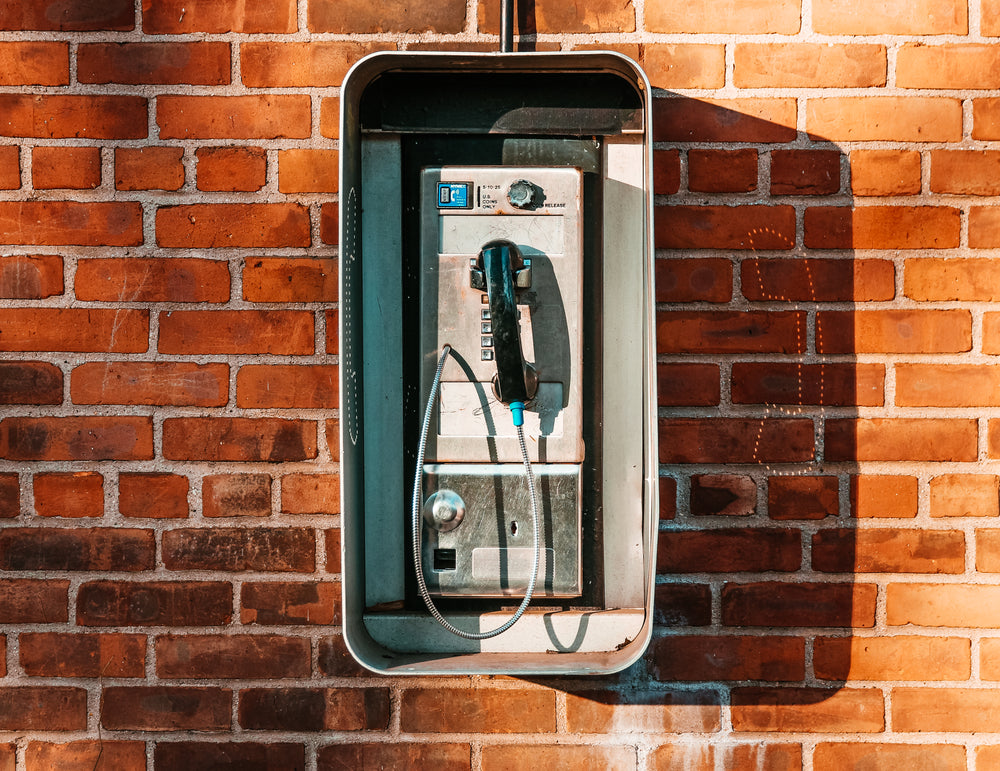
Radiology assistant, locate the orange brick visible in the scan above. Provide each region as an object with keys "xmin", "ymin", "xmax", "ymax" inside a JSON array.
[
  {"xmin": 815, "ymin": 636, "xmax": 970, "ymax": 682},
  {"xmin": 320, "ymin": 98, "xmax": 339, "ymax": 139},
  {"xmin": 75, "ymin": 258, "xmax": 229, "ymax": 303},
  {"xmin": 119, "ymin": 473, "xmax": 189, "ymax": 519},
  {"xmin": 33, "ymin": 473, "xmax": 103, "ymax": 518},
  {"xmin": 893, "ymin": 688, "xmax": 1000, "ymax": 732},
  {"xmin": 983, "ymin": 315, "xmax": 1000, "ymax": 353},
  {"xmin": 115, "ymin": 147, "xmax": 184, "ymax": 191},
  {"xmin": 825, "ymin": 418, "xmax": 977, "ymax": 462},
  {"xmin": 645, "ymin": 0, "xmax": 799, "ymax": 33},
  {"xmin": 899, "ymin": 44, "xmax": 1000, "ymax": 88},
  {"xmin": 157, "ymin": 95, "xmax": 310, "ymax": 139},
  {"xmin": 0, "ymin": 95, "xmax": 146, "ymax": 139},
  {"xmin": 32, "ymin": 147, "xmax": 101, "ymax": 190},
  {"xmin": 162, "ymin": 418, "xmax": 316, "ymax": 462},
  {"xmin": 481, "ymin": 745, "xmax": 637, "ymax": 771},
  {"xmin": 156, "ymin": 204, "xmax": 310, "ymax": 248},
  {"xmin": 647, "ymin": 746, "xmax": 714, "ymax": 771},
  {"xmin": 731, "ymin": 688, "xmax": 884, "ymax": 733},
  {"xmin": 313, "ymin": 0, "xmax": 467, "ymax": 33},
  {"xmin": 244, "ymin": 258, "xmax": 337, "ymax": 303},
  {"xmin": 0, "ymin": 255, "xmax": 63, "ymax": 299},
  {"xmin": 813, "ymin": 528, "xmax": 965, "ymax": 574},
  {"xmin": 971, "ymin": 207, "xmax": 1000, "ymax": 248},
  {"xmin": 0, "ymin": 146, "xmax": 17, "ymax": 189},
  {"xmin": 851, "ymin": 150, "xmax": 921, "ymax": 196},
  {"xmin": 401, "ymin": 689, "xmax": 555, "ymax": 733},
  {"xmin": 479, "ymin": 0, "xmax": 634, "ymax": 33},
  {"xmin": 195, "ymin": 146, "xmax": 266, "ymax": 192},
  {"xmin": 851, "ymin": 476, "xmax": 918, "ymax": 518},
  {"xmin": 930, "ymin": 474, "xmax": 999, "ymax": 518},
  {"xmin": 158, "ymin": 310, "xmax": 314, "ymax": 355},
  {"xmin": 0, "ymin": 41, "xmax": 68, "ymax": 85},
  {"xmin": 805, "ymin": 206, "xmax": 960, "ymax": 250},
  {"xmin": 143, "ymin": 0, "xmax": 297, "ymax": 34},
  {"xmin": 0, "ymin": 202, "xmax": 143, "ymax": 246},
  {"xmin": 0, "ymin": 308, "xmax": 148, "ymax": 352},
  {"xmin": 236, "ymin": 365, "xmax": 338, "ymax": 409},
  {"xmin": 931, "ymin": 150, "xmax": 1000, "ymax": 194},
  {"xmin": 906, "ymin": 258, "xmax": 1000, "ymax": 301},
  {"xmin": 973, "ymin": 98, "xmax": 1000, "ymax": 139},
  {"xmin": 3, "ymin": 417, "xmax": 153, "ymax": 462},
  {"xmin": 654, "ymin": 98, "xmax": 797, "ymax": 143},
  {"xmin": 979, "ymin": 639, "xmax": 1000, "ymax": 679},
  {"xmin": 242, "ymin": 581, "xmax": 339, "ymax": 625},
  {"xmin": 281, "ymin": 474, "xmax": 339, "ymax": 515},
  {"xmin": 321, "ymin": 203, "xmax": 337, "ymax": 245},
  {"xmin": 897, "ymin": 365, "xmax": 1000, "ymax": 408},
  {"xmin": 887, "ymin": 583, "xmax": 1000, "ymax": 627},
  {"xmin": 318, "ymin": 745, "xmax": 468, "ymax": 770},
  {"xmin": 813, "ymin": 0, "xmax": 966, "ymax": 34},
  {"xmin": 26, "ymin": 741, "xmax": 147, "ymax": 770},
  {"xmin": 988, "ymin": 0, "xmax": 1000, "ymax": 35},
  {"xmin": 817, "ymin": 310, "xmax": 970, "ymax": 354},
  {"xmin": 564, "ymin": 690, "xmax": 721, "ymax": 733},
  {"xmin": 742, "ymin": 258, "xmax": 894, "ymax": 302},
  {"xmin": 71, "ymin": 362, "xmax": 228, "ymax": 407},
  {"xmin": 976, "ymin": 530, "xmax": 1000, "ymax": 572},
  {"xmin": 643, "ymin": 44, "xmax": 725, "ymax": 89},
  {"xmin": 241, "ymin": 41, "xmax": 393, "ymax": 87},
  {"xmin": 203, "ymin": 474, "xmax": 271, "ymax": 518},
  {"xmin": 78, "ymin": 42, "xmax": 229, "ymax": 85},
  {"xmin": 980, "ymin": 746, "xmax": 1000, "ymax": 768},
  {"xmin": 814, "ymin": 743, "xmax": 966, "ymax": 771},
  {"xmin": 736, "ymin": 43, "xmax": 885, "ymax": 88},
  {"xmin": 278, "ymin": 149, "xmax": 338, "ymax": 193},
  {"xmin": 807, "ymin": 97, "xmax": 962, "ymax": 142}
]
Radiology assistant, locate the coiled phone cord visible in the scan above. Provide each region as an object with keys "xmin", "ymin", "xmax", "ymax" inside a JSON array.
[{"xmin": 411, "ymin": 344, "xmax": 541, "ymax": 639}]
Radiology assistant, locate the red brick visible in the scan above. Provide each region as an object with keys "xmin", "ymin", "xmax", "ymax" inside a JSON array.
[
  {"xmin": 78, "ymin": 42, "xmax": 229, "ymax": 85},
  {"xmin": 482, "ymin": 745, "xmax": 637, "ymax": 770},
  {"xmin": 26, "ymin": 740, "xmax": 145, "ymax": 771},
  {"xmin": 278, "ymin": 149, "xmax": 338, "ymax": 193},
  {"xmin": 658, "ymin": 311, "xmax": 806, "ymax": 354},
  {"xmin": 899, "ymin": 44, "xmax": 1000, "ymax": 88},
  {"xmin": 653, "ymin": 98, "xmax": 797, "ymax": 143},
  {"xmin": 0, "ymin": 417, "xmax": 153, "ymax": 461},
  {"xmin": 658, "ymin": 529, "xmax": 800, "ymax": 573},
  {"xmin": 851, "ymin": 150, "xmax": 921, "ymax": 196},
  {"xmin": 732, "ymin": 362, "xmax": 884, "ymax": 407},
  {"xmin": 156, "ymin": 203, "xmax": 309, "ymax": 248},
  {"xmin": 318, "ymin": 744, "xmax": 468, "ymax": 771},
  {"xmin": 0, "ymin": 255, "xmax": 62, "ymax": 299},
  {"xmin": 0, "ymin": 146, "xmax": 17, "ymax": 189},
  {"xmin": 769, "ymin": 476, "xmax": 839, "ymax": 520},
  {"xmin": 690, "ymin": 474, "xmax": 755, "ymax": 517},
  {"xmin": 0, "ymin": 308, "xmax": 147, "ymax": 352},
  {"xmin": 0, "ymin": 688, "xmax": 86, "ymax": 730},
  {"xmin": 972, "ymin": 207, "xmax": 1000, "ymax": 248},
  {"xmin": 897, "ymin": 364, "xmax": 1000, "ymax": 407},
  {"xmin": 143, "ymin": 0, "xmax": 296, "ymax": 33},
  {"xmin": 244, "ymin": 257, "xmax": 337, "ymax": 303},
  {"xmin": 656, "ymin": 205, "xmax": 795, "ymax": 249},
  {"xmin": 203, "ymin": 474, "xmax": 272, "ymax": 517},
  {"xmin": 654, "ymin": 584, "xmax": 711, "ymax": 626},
  {"xmin": 976, "ymin": 530, "xmax": 1000, "ymax": 572},
  {"xmin": 771, "ymin": 150, "xmax": 841, "ymax": 195},
  {"xmin": 815, "ymin": 636, "xmax": 970, "ymax": 682},
  {"xmin": 156, "ymin": 743, "xmax": 305, "ymax": 771},
  {"xmin": 0, "ymin": 475, "xmax": 17, "ymax": 518},
  {"xmin": 162, "ymin": 417, "xmax": 317, "ymax": 462},
  {"xmin": 826, "ymin": 418, "xmax": 977, "ymax": 462},
  {"xmin": 973, "ymin": 98, "xmax": 1000, "ymax": 139},
  {"xmin": 401, "ymin": 689, "xmax": 554, "ymax": 733},
  {"xmin": 646, "ymin": 0, "xmax": 799, "ymax": 32},
  {"xmin": 114, "ymin": 146, "xmax": 184, "ymax": 191},
  {"xmin": 20, "ymin": 633, "xmax": 145, "ymax": 678},
  {"xmin": 0, "ymin": 528, "xmax": 153, "ymax": 571},
  {"xmin": 689, "ymin": 149, "xmax": 757, "ymax": 193},
  {"xmin": 0, "ymin": 202, "xmax": 143, "ymax": 246},
  {"xmin": 930, "ymin": 474, "xmax": 999, "ymax": 518},
  {"xmin": 159, "ymin": 310, "xmax": 313, "ymax": 355},
  {"xmin": 240, "ymin": 688, "xmax": 390, "ymax": 731},
  {"xmin": 77, "ymin": 581, "xmax": 231, "ymax": 626},
  {"xmin": 814, "ymin": 528, "xmax": 965, "ymax": 574},
  {"xmin": 72, "ymin": 361, "xmax": 227, "ymax": 408},
  {"xmin": 281, "ymin": 474, "xmax": 339, "ymax": 515},
  {"xmin": 808, "ymin": 97, "xmax": 962, "ymax": 142},
  {"xmin": 805, "ymin": 206, "xmax": 960, "ymax": 250},
  {"xmin": 886, "ymin": 583, "xmax": 1000, "ymax": 627},
  {"xmin": 320, "ymin": 203, "xmax": 338, "ymax": 245},
  {"xmin": 162, "ymin": 527, "xmax": 315, "ymax": 572},
  {"xmin": 813, "ymin": 0, "xmax": 966, "ymax": 34},
  {"xmin": 242, "ymin": 41, "xmax": 393, "ymax": 87},
  {"xmin": 157, "ymin": 95, "xmax": 309, "ymax": 139},
  {"xmin": 101, "ymin": 687, "xmax": 230, "ymax": 731},
  {"xmin": 657, "ymin": 363, "xmax": 720, "ymax": 407},
  {"xmin": 32, "ymin": 473, "xmax": 102, "ymax": 518},
  {"xmin": 655, "ymin": 259, "xmax": 731, "ymax": 303},
  {"xmin": 732, "ymin": 688, "xmax": 884, "ymax": 732},
  {"xmin": 0, "ymin": 579, "xmax": 68, "ymax": 623},
  {"xmin": 723, "ymin": 582, "xmax": 877, "ymax": 628},
  {"xmin": 893, "ymin": 688, "xmax": 1000, "ymax": 732},
  {"xmin": 325, "ymin": 419, "xmax": 340, "ymax": 462},
  {"xmin": 744, "ymin": 258, "xmax": 893, "ymax": 302},
  {"xmin": 643, "ymin": 44, "xmax": 725, "ymax": 89},
  {"xmin": 0, "ymin": 0, "xmax": 133, "ymax": 30},
  {"xmin": 325, "ymin": 530, "xmax": 340, "ymax": 573},
  {"xmin": 156, "ymin": 634, "xmax": 309, "ymax": 679},
  {"xmin": 311, "ymin": 0, "xmax": 466, "ymax": 32},
  {"xmin": 0, "ymin": 95, "xmax": 146, "ymax": 139},
  {"xmin": 318, "ymin": 634, "xmax": 369, "ymax": 678},
  {"xmin": 196, "ymin": 146, "xmax": 266, "ymax": 192},
  {"xmin": 817, "ymin": 310, "xmax": 971, "ymax": 354},
  {"xmin": 0, "ymin": 41, "xmax": 68, "ymax": 85},
  {"xmin": 28, "ymin": 143, "xmax": 98, "ymax": 188},
  {"xmin": 78, "ymin": 257, "xmax": 229, "ymax": 303},
  {"xmin": 654, "ymin": 149, "xmax": 680, "ymax": 195},
  {"xmin": 736, "ymin": 43, "xmax": 884, "ymax": 88},
  {"xmin": 242, "ymin": 582, "xmax": 339, "ymax": 625},
  {"xmin": 653, "ymin": 636, "xmax": 804, "ymax": 681},
  {"xmin": 813, "ymin": 743, "xmax": 965, "ymax": 771},
  {"xmin": 325, "ymin": 309, "xmax": 338, "ymax": 355},
  {"xmin": 659, "ymin": 418, "xmax": 814, "ymax": 464},
  {"xmin": 0, "ymin": 361, "xmax": 62, "ymax": 404},
  {"xmin": 119, "ymin": 473, "xmax": 189, "ymax": 519},
  {"xmin": 237, "ymin": 365, "xmax": 338, "ymax": 409}
]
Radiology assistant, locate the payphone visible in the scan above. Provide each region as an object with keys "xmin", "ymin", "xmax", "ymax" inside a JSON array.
[{"xmin": 339, "ymin": 51, "xmax": 657, "ymax": 675}]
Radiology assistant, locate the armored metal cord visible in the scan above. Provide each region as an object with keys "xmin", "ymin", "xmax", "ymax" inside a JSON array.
[{"xmin": 411, "ymin": 344, "xmax": 540, "ymax": 639}]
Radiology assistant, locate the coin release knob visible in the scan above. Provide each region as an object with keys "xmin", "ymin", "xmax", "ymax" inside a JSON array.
[{"xmin": 507, "ymin": 179, "xmax": 535, "ymax": 209}]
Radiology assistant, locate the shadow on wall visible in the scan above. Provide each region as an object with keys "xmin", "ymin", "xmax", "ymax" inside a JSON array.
[{"xmin": 538, "ymin": 98, "xmax": 869, "ymax": 722}]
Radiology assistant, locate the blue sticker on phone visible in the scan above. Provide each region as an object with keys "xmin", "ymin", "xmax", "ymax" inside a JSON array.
[{"xmin": 437, "ymin": 182, "xmax": 471, "ymax": 208}]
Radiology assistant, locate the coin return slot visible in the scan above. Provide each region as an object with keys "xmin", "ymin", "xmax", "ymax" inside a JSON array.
[{"xmin": 434, "ymin": 548, "xmax": 457, "ymax": 571}]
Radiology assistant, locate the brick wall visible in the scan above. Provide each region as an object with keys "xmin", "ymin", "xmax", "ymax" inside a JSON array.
[{"xmin": 0, "ymin": 0, "xmax": 998, "ymax": 768}]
